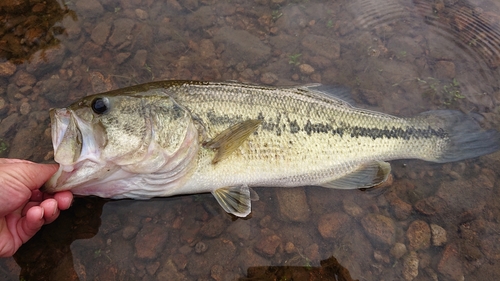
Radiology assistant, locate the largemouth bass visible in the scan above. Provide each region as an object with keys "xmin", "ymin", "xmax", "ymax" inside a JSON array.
[{"xmin": 42, "ymin": 80, "xmax": 500, "ymax": 217}]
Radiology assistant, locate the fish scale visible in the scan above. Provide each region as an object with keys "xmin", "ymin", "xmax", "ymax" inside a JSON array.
[{"xmin": 43, "ymin": 80, "xmax": 500, "ymax": 217}]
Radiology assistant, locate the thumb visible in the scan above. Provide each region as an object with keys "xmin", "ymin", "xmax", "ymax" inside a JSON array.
[{"xmin": 3, "ymin": 162, "xmax": 59, "ymax": 191}]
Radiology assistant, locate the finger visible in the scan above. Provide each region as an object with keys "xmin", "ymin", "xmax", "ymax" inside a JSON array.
[
  {"xmin": 0, "ymin": 158, "xmax": 33, "ymax": 165},
  {"xmin": 18, "ymin": 206, "xmax": 45, "ymax": 243},
  {"xmin": 12, "ymin": 163, "xmax": 60, "ymax": 191},
  {"xmin": 40, "ymin": 199, "xmax": 59, "ymax": 224},
  {"xmin": 21, "ymin": 201, "xmax": 40, "ymax": 216},
  {"xmin": 54, "ymin": 191, "xmax": 73, "ymax": 210}
]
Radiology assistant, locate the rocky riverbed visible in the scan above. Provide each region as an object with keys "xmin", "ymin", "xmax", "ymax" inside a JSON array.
[{"xmin": 2, "ymin": 0, "xmax": 500, "ymax": 280}]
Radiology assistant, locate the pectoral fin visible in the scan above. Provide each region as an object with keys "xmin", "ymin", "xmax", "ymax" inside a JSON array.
[
  {"xmin": 212, "ymin": 185, "xmax": 255, "ymax": 217},
  {"xmin": 204, "ymin": 119, "xmax": 262, "ymax": 164},
  {"xmin": 321, "ymin": 161, "xmax": 391, "ymax": 189}
]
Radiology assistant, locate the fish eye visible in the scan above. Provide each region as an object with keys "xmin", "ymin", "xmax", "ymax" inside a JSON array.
[{"xmin": 91, "ymin": 97, "xmax": 109, "ymax": 114}]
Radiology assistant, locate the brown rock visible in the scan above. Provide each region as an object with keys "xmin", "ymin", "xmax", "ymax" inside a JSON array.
[
  {"xmin": 214, "ymin": 26, "xmax": 271, "ymax": 66},
  {"xmin": 430, "ymin": 224, "xmax": 447, "ymax": 247},
  {"xmin": 13, "ymin": 70, "xmax": 36, "ymax": 87},
  {"xmin": 0, "ymin": 113, "xmax": 19, "ymax": 136},
  {"xmin": 402, "ymin": 251, "xmax": 419, "ymax": 281},
  {"xmin": 342, "ymin": 199, "xmax": 364, "ymax": 218},
  {"xmin": 435, "ymin": 60, "xmax": 455, "ymax": 79},
  {"xmin": 108, "ymin": 19, "xmax": 135, "ymax": 47},
  {"xmin": 302, "ymin": 34, "xmax": 340, "ymax": 59},
  {"xmin": 157, "ymin": 259, "xmax": 186, "ymax": 281},
  {"xmin": 390, "ymin": 242, "xmax": 407, "ymax": 259},
  {"xmin": 134, "ymin": 223, "xmax": 168, "ymax": 259},
  {"xmin": 406, "ymin": 220, "xmax": 431, "ymax": 251},
  {"xmin": 299, "ymin": 64, "xmax": 315, "ymax": 75},
  {"xmin": 414, "ymin": 196, "xmax": 445, "ymax": 215},
  {"xmin": 254, "ymin": 234, "xmax": 281, "ymax": 257},
  {"xmin": 317, "ymin": 212, "xmax": 351, "ymax": 239},
  {"xmin": 0, "ymin": 61, "xmax": 16, "ymax": 77},
  {"xmin": 200, "ymin": 216, "xmax": 226, "ymax": 238},
  {"xmin": 361, "ymin": 214, "xmax": 396, "ymax": 246},
  {"xmin": 26, "ymin": 45, "xmax": 66, "ymax": 73},
  {"xmin": 91, "ymin": 22, "xmax": 111, "ymax": 46},
  {"xmin": 75, "ymin": 0, "xmax": 104, "ymax": 18},
  {"xmin": 260, "ymin": 72, "xmax": 278, "ymax": 85},
  {"xmin": 437, "ymin": 244, "xmax": 464, "ymax": 281},
  {"xmin": 199, "ymin": 39, "xmax": 216, "ymax": 59},
  {"xmin": 386, "ymin": 191, "xmax": 413, "ymax": 220},
  {"xmin": 0, "ymin": 97, "xmax": 8, "ymax": 116},
  {"xmin": 1, "ymin": 0, "xmax": 29, "ymax": 13},
  {"xmin": 276, "ymin": 188, "xmax": 310, "ymax": 222}
]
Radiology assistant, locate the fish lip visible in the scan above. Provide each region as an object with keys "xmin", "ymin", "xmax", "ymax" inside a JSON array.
[{"xmin": 50, "ymin": 107, "xmax": 71, "ymax": 154}]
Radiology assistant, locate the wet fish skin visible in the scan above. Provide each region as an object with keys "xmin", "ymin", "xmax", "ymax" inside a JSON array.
[{"xmin": 43, "ymin": 80, "xmax": 500, "ymax": 217}]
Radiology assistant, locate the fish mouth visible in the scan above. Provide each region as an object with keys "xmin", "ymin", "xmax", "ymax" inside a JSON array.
[{"xmin": 43, "ymin": 108, "xmax": 108, "ymax": 193}]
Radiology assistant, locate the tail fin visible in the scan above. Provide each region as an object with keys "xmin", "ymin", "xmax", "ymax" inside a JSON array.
[{"xmin": 419, "ymin": 110, "xmax": 500, "ymax": 163}]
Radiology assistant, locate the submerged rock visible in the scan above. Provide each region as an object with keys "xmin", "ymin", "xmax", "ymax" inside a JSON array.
[{"xmin": 361, "ymin": 214, "xmax": 396, "ymax": 247}]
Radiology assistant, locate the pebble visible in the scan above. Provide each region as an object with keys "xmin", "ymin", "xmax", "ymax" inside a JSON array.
[
  {"xmin": 214, "ymin": 26, "xmax": 271, "ymax": 66},
  {"xmin": 195, "ymin": 241, "xmax": 208, "ymax": 254},
  {"xmin": 135, "ymin": 9, "xmax": 149, "ymax": 20},
  {"xmin": 284, "ymin": 242, "xmax": 295, "ymax": 254},
  {"xmin": 14, "ymin": 71, "xmax": 36, "ymax": 87},
  {"xmin": 108, "ymin": 19, "xmax": 135, "ymax": 47},
  {"xmin": 437, "ymin": 244, "xmax": 464, "ymax": 281},
  {"xmin": 430, "ymin": 224, "xmax": 447, "ymax": 246},
  {"xmin": 0, "ymin": 61, "xmax": 16, "ymax": 77},
  {"xmin": 435, "ymin": 60, "xmax": 456, "ymax": 79},
  {"xmin": 254, "ymin": 234, "xmax": 281, "ymax": 257},
  {"xmin": 122, "ymin": 226, "xmax": 139, "ymax": 240},
  {"xmin": 134, "ymin": 223, "xmax": 169, "ymax": 259},
  {"xmin": 402, "ymin": 251, "xmax": 419, "ymax": 281},
  {"xmin": 317, "ymin": 212, "xmax": 351, "ymax": 239},
  {"xmin": 406, "ymin": 220, "xmax": 431, "ymax": 251},
  {"xmin": 361, "ymin": 214, "xmax": 396, "ymax": 246},
  {"xmin": 390, "ymin": 242, "xmax": 407, "ymax": 259},
  {"xmin": 200, "ymin": 216, "xmax": 226, "ymax": 238},
  {"xmin": 75, "ymin": 0, "xmax": 104, "ymax": 17},
  {"xmin": 342, "ymin": 199, "xmax": 364, "ymax": 218},
  {"xmin": 260, "ymin": 72, "xmax": 278, "ymax": 85},
  {"xmin": 0, "ymin": 97, "xmax": 8, "ymax": 116},
  {"xmin": 19, "ymin": 101, "xmax": 31, "ymax": 115},
  {"xmin": 276, "ymin": 188, "xmax": 310, "ymax": 222},
  {"xmin": 299, "ymin": 64, "xmax": 315, "ymax": 75},
  {"xmin": 26, "ymin": 45, "xmax": 67, "ymax": 74},
  {"xmin": 0, "ymin": 113, "xmax": 19, "ymax": 136},
  {"xmin": 91, "ymin": 22, "xmax": 111, "ymax": 46},
  {"xmin": 302, "ymin": 34, "xmax": 341, "ymax": 59}
]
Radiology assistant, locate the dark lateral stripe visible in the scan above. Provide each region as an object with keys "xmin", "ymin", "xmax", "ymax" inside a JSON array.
[{"xmin": 206, "ymin": 111, "xmax": 448, "ymax": 141}]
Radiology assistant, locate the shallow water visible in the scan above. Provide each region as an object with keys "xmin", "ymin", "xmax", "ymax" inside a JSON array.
[{"xmin": 1, "ymin": 0, "xmax": 500, "ymax": 280}]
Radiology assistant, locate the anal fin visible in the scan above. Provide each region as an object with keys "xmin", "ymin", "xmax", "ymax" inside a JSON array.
[
  {"xmin": 212, "ymin": 185, "xmax": 255, "ymax": 217},
  {"xmin": 321, "ymin": 161, "xmax": 391, "ymax": 189}
]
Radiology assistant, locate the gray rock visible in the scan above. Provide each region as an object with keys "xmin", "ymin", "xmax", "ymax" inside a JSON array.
[
  {"xmin": 108, "ymin": 19, "xmax": 135, "ymax": 47},
  {"xmin": 91, "ymin": 22, "xmax": 111, "ymax": 46},
  {"xmin": 186, "ymin": 6, "xmax": 215, "ymax": 30},
  {"xmin": 302, "ymin": 34, "xmax": 340, "ymax": 60},
  {"xmin": 75, "ymin": 0, "xmax": 104, "ymax": 18},
  {"xmin": 276, "ymin": 188, "xmax": 310, "ymax": 222},
  {"xmin": 214, "ymin": 27, "xmax": 271, "ymax": 67},
  {"xmin": 26, "ymin": 45, "xmax": 67, "ymax": 74}
]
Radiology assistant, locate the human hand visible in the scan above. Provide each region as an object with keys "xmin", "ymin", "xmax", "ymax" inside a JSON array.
[{"xmin": 0, "ymin": 159, "xmax": 73, "ymax": 257}]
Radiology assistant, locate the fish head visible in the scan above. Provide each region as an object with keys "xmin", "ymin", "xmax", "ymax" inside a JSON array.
[{"xmin": 43, "ymin": 91, "xmax": 199, "ymax": 198}]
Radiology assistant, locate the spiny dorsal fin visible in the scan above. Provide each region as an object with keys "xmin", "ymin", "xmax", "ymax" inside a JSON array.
[
  {"xmin": 321, "ymin": 161, "xmax": 391, "ymax": 189},
  {"xmin": 212, "ymin": 185, "xmax": 253, "ymax": 217},
  {"xmin": 203, "ymin": 119, "xmax": 262, "ymax": 164}
]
